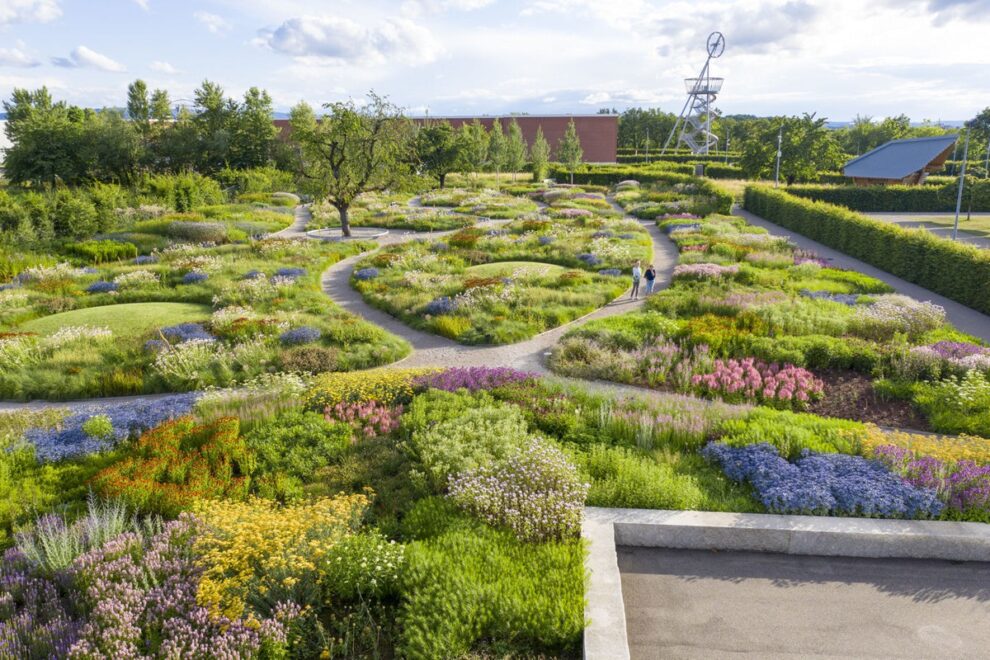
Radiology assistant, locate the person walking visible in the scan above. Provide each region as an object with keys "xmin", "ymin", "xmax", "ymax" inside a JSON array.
[
  {"xmin": 644, "ymin": 264, "xmax": 657, "ymax": 295},
  {"xmin": 630, "ymin": 261, "xmax": 642, "ymax": 299}
]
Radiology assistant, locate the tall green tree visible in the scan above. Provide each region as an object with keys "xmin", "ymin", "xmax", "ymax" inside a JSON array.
[
  {"xmin": 487, "ymin": 119, "xmax": 508, "ymax": 187},
  {"xmin": 415, "ymin": 120, "xmax": 460, "ymax": 189},
  {"xmin": 557, "ymin": 119, "xmax": 583, "ymax": 184},
  {"xmin": 530, "ymin": 126, "xmax": 550, "ymax": 182},
  {"xmin": 127, "ymin": 79, "xmax": 151, "ymax": 137},
  {"xmin": 150, "ymin": 89, "xmax": 172, "ymax": 124},
  {"xmin": 739, "ymin": 114, "xmax": 844, "ymax": 184},
  {"xmin": 193, "ymin": 80, "xmax": 236, "ymax": 171},
  {"xmin": 505, "ymin": 118, "xmax": 527, "ymax": 180},
  {"xmin": 456, "ymin": 119, "xmax": 489, "ymax": 181},
  {"xmin": 232, "ymin": 87, "xmax": 278, "ymax": 168},
  {"xmin": 290, "ymin": 93, "xmax": 412, "ymax": 237}
]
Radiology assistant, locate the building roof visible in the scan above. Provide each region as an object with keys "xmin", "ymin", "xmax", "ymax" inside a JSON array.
[{"xmin": 842, "ymin": 135, "xmax": 958, "ymax": 180}]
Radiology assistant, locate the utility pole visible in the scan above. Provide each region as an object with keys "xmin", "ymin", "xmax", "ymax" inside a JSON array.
[
  {"xmin": 774, "ymin": 127, "xmax": 783, "ymax": 188},
  {"xmin": 984, "ymin": 137, "xmax": 989, "ymax": 179},
  {"xmin": 952, "ymin": 130, "xmax": 970, "ymax": 241},
  {"xmin": 724, "ymin": 130, "xmax": 730, "ymax": 164},
  {"xmin": 645, "ymin": 128, "xmax": 650, "ymax": 164}
]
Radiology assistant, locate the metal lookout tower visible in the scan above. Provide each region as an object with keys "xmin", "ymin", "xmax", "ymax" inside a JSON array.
[{"xmin": 662, "ymin": 31, "xmax": 725, "ymax": 156}]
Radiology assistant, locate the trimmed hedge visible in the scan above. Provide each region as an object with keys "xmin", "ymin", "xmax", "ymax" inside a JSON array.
[
  {"xmin": 786, "ymin": 179, "xmax": 990, "ymax": 212},
  {"xmin": 617, "ymin": 153, "xmax": 741, "ymax": 164},
  {"xmin": 549, "ymin": 164, "xmax": 733, "ymax": 215},
  {"xmin": 65, "ymin": 239, "xmax": 138, "ymax": 264},
  {"xmin": 743, "ymin": 185, "xmax": 990, "ymax": 315}
]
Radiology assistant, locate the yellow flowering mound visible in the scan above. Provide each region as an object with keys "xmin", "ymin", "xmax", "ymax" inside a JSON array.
[
  {"xmin": 193, "ymin": 493, "xmax": 370, "ymax": 619},
  {"xmin": 860, "ymin": 425, "xmax": 990, "ymax": 465},
  {"xmin": 304, "ymin": 368, "xmax": 434, "ymax": 411}
]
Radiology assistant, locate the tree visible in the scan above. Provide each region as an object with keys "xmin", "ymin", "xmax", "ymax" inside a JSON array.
[
  {"xmin": 291, "ymin": 92, "xmax": 412, "ymax": 237},
  {"xmin": 487, "ymin": 119, "xmax": 508, "ymax": 187},
  {"xmin": 557, "ymin": 118, "xmax": 583, "ymax": 184},
  {"xmin": 738, "ymin": 114, "xmax": 844, "ymax": 184},
  {"xmin": 617, "ymin": 107, "xmax": 677, "ymax": 152},
  {"xmin": 530, "ymin": 126, "xmax": 550, "ymax": 182},
  {"xmin": 127, "ymin": 79, "xmax": 151, "ymax": 136},
  {"xmin": 415, "ymin": 120, "xmax": 460, "ymax": 189},
  {"xmin": 231, "ymin": 87, "xmax": 278, "ymax": 168},
  {"xmin": 456, "ymin": 119, "xmax": 489, "ymax": 181},
  {"xmin": 150, "ymin": 89, "xmax": 172, "ymax": 124},
  {"xmin": 193, "ymin": 80, "xmax": 236, "ymax": 171},
  {"xmin": 505, "ymin": 118, "xmax": 527, "ymax": 180}
]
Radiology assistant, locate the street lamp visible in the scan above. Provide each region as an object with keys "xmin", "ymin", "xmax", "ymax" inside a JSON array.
[
  {"xmin": 952, "ymin": 130, "xmax": 970, "ymax": 242},
  {"xmin": 774, "ymin": 127, "xmax": 783, "ymax": 188}
]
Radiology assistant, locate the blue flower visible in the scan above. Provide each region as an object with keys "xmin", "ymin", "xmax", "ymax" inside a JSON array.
[
  {"xmin": 273, "ymin": 267, "xmax": 306, "ymax": 280},
  {"xmin": 354, "ymin": 267, "xmax": 379, "ymax": 281},
  {"xmin": 538, "ymin": 236, "xmax": 555, "ymax": 246},
  {"xmin": 800, "ymin": 289, "xmax": 860, "ymax": 306},
  {"xmin": 424, "ymin": 296, "xmax": 458, "ymax": 316},
  {"xmin": 577, "ymin": 253, "xmax": 601, "ymax": 266},
  {"xmin": 662, "ymin": 222, "xmax": 701, "ymax": 235},
  {"xmin": 243, "ymin": 269, "xmax": 266, "ymax": 280},
  {"xmin": 279, "ymin": 326, "xmax": 322, "ymax": 346},
  {"xmin": 86, "ymin": 281, "xmax": 118, "ymax": 294},
  {"xmin": 133, "ymin": 255, "xmax": 157, "ymax": 265},
  {"xmin": 158, "ymin": 323, "xmax": 214, "ymax": 343},
  {"xmin": 598, "ymin": 268, "xmax": 622, "ymax": 277},
  {"xmin": 182, "ymin": 271, "xmax": 209, "ymax": 285}
]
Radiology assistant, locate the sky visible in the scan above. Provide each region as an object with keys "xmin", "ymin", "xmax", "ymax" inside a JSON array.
[{"xmin": 0, "ymin": 0, "xmax": 989, "ymax": 122}]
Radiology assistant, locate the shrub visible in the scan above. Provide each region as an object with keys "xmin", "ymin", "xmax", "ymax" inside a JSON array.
[
  {"xmin": 576, "ymin": 444, "xmax": 708, "ymax": 510},
  {"xmin": 423, "ymin": 296, "xmax": 458, "ymax": 316},
  {"xmin": 691, "ymin": 357, "xmax": 824, "ymax": 408},
  {"xmin": 92, "ymin": 417, "xmax": 254, "ymax": 516},
  {"xmin": 786, "ymin": 180, "xmax": 990, "ymax": 213},
  {"xmin": 181, "ymin": 270, "xmax": 209, "ymax": 284},
  {"xmin": 279, "ymin": 326, "xmax": 322, "ymax": 346},
  {"xmin": 912, "ymin": 371, "xmax": 990, "ymax": 437},
  {"xmin": 305, "ymin": 369, "xmax": 427, "ymax": 410},
  {"xmin": 165, "ymin": 220, "xmax": 229, "ymax": 243},
  {"xmin": 85, "ymin": 280, "xmax": 118, "ymax": 294},
  {"xmin": 716, "ymin": 408, "xmax": 864, "ymax": 459},
  {"xmin": 703, "ymin": 442, "xmax": 943, "ymax": 518},
  {"xmin": 743, "ymin": 186, "xmax": 990, "ymax": 315},
  {"xmin": 80, "ymin": 415, "xmax": 114, "ymax": 441},
  {"xmin": 159, "ymin": 322, "xmax": 214, "ymax": 343},
  {"xmin": 274, "ymin": 267, "xmax": 306, "ymax": 279},
  {"xmin": 448, "ymin": 438, "xmax": 589, "ymax": 542},
  {"xmin": 279, "ymin": 345, "xmax": 339, "ymax": 374},
  {"xmin": 326, "ymin": 400, "xmax": 403, "ymax": 439},
  {"xmin": 143, "ymin": 172, "xmax": 225, "ymax": 211},
  {"xmin": 860, "ymin": 425, "xmax": 990, "ymax": 465},
  {"xmin": 66, "ymin": 240, "xmax": 137, "ymax": 264},
  {"xmin": 873, "ymin": 445, "xmax": 990, "ymax": 520},
  {"xmin": 321, "ymin": 531, "xmax": 406, "ymax": 602}
]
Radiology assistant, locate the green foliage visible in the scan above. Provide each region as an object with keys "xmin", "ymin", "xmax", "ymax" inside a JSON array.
[
  {"xmin": 556, "ymin": 119, "xmax": 584, "ymax": 183},
  {"xmin": 399, "ymin": 498, "xmax": 584, "ymax": 659},
  {"xmin": 215, "ymin": 166, "xmax": 295, "ymax": 194},
  {"xmin": 81, "ymin": 414, "xmax": 114, "ymax": 440},
  {"xmin": 141, "ymin": 172, "xmax": 226, "ymax": 211},
  {"xmin": 65, "ymin": 239, "xmax": 138, "ymax": 264},
  {"xmin": 738, "ymin": 113, "xmax": 844, "ymax": 184},
  {"xmin": 530, "ymin": 126, "xmax": 551, "ymax": 182},
  {"xmin": 786, "ymin": 180, "xmax": 990, "ymax": 212},
  {"xmin": 414, "ymin": 120, "xmax": 461, "ymax": 189},
  {"xmin": 716, "ymin": 408, "xmax": 865, "ymax": 459},
  {"xmin": 744, "ymin": 185, "xmax": 990, "ymax": 315}
]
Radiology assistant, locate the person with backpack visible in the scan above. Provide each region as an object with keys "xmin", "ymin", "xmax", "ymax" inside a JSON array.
[
  {"xmin": 644, "ymin": 264, "xmax": 657, "ymax": 295},
  {"xmin": 630, "ymin": 261, "xmax": 642, "ymax": 299}
]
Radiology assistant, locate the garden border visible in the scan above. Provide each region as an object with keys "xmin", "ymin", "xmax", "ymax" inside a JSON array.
[{"xmin": 582, "ymin": 507, "xmax": 990, "ymax": 660}]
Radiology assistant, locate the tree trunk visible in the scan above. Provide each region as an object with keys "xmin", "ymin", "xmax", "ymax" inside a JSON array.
[
  {"xmin": 339, "ymin": 205, "xmax": 352, "ymax": 237},
  {"xmin": 439, "ymin": 172, "xmax": 446, "ymax": 189},
  {"xmin": 570, "ymin": 170, "xmax": 574, "ymax": 185}
]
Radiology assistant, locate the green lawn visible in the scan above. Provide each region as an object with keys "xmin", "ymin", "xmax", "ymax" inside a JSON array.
[
  {"xmin": 886, "ymin": 214, "xmax": 990, "ymax": 238},
  {"xmin": 464, "ymin": 261, "xmax": 567, "ymax": 278},
  {"xmin": 21, "ymin": 302, "xmax": 211, "ymax": 336}
]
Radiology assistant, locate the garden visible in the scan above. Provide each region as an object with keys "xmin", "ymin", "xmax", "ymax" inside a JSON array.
[{"xmin": 349, "ymin": 186, "xmax": 651, "ymax": 344}]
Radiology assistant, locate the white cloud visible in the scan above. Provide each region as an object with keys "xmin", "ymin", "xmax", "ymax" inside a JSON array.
[
  {"xmin": 194, "ymin": 10, "xmax": 232, "ymax": 34},
  {"xmin": 0, "ymin": 0, "xmax": 61, "ymax": 25},
  {"xmin": 908, "ymin": 0, "xmax": 990, "ymax": 24},
  {"xmin": 0, "ymin": 45, "xmax": 39, "ymax": 67},
  {"xmin": 401, "ymin": 0, "xmax": 495, "ymax": 15},
  {"xmin": 255, "ymin": 15, "xmax": 442, "ymax": 66},
  {"xmin": 150, "ymin": 59, "xmax": 178, "ymax": 74},
  {"xmin": 52, "ymin": 45, "xmax": 126, "ymax": 72},
  {"xmin": 132, "ymin": 0, "xmax": 149, "ymax": 10}
]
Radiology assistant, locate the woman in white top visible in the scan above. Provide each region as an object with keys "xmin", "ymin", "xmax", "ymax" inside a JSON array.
[{"xmin": 630, "ymin": 261, "xmax": 642, "ymax": 299}]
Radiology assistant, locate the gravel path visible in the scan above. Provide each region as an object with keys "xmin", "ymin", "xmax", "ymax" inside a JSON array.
[
  {"xmin": 735, "ymin": 207, "xmax": 990, "ymax": 343},
  {"xmin": 271, "ymin": 204, "xmax": 313, "ymax": 238}
]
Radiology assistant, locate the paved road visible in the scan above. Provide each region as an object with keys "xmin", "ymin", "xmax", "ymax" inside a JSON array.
[
  {"xmin": 735, "ymin": 207, "xmax": 990, "ymax": 343},
  {"xmin": 619, "ymin": 546, "xmax": 990, "ymax": 659}
]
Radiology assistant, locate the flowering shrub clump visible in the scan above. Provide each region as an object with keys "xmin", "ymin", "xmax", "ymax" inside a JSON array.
[
  {"xmin": 326, "ymin": 400, "xmax": 403, "ymax": 439},
  {"xmin": 703, "ymin": 442, "xmax": 943, "ymax": 518},
  {"xmin": 22, "ymin": 392, "xmax": 198, "ymax": 461},
  {"xmin": 448, "ymin": 438, "xmax": 589, "ymax": 542},
  {"xmin": 872, "ymin": 445, "xmax": 990, "ymax": 518},
  {"xmin": 423, "ymin": 296, "xmax": 458, "ymax": 316},
  {"xmin": 598, "ymin": 268, "xmax": 622, "ymax": 277},
  {"xmin": 661, "ymin": 221, "xmax": 701, "ymax": 234},
  {"xmin": 691, "ymin": 358, "xmax": 824, "ymax": 407},
  {"xmin": 193, "ymin": 494, "xmax": 369, "ymax": 619},
  {"xmin": 851, "ymin": 294, "xmax": 946, "ymax": 340},
  {"xmin": 793, "ymin": 249, "xmax": 829, "ymax": 267},
  {"xmin": 577, "ymin": 253, "xmax": 601, "ymax": 267},
  {"xmin": 159, "ymin": 322, "xmax": 214, "ymax": 343},
  {"xmin": 673, "ymin": 263, "xmax": 740, "ymax": 280},
  {"xmin": 85, "ymin": 280, "xmax": 118, "ymax": 294},
  {"xmin": 242, "ymin": 269, "xmax": 265, "ymax": 279},
  {"xmin": 305, "ymin": 368, "xmax": 429, "ymax": 410},
  {"xmin": 800, "ymin": 289, "xmax": 860, "ymax": 306},
  {"xmin": 860, "ymin": 426, "xmax": 990, "ymax": 465},
  {"xmin": 113, "ymin": 268, "xmax": 159, "ymax": 288},
  {"xmin": 182, "ymin": 270, "xmax": 209, "ymax": 284},
  {"xmin": 926, "ymin": 340, "xmax": 989, "ymax": 360},
  {"xmin": 413, "ymin": 367, "xmax": 536, "ymax": 393},
  {"xmin": 554, "ymin": 207, "xmax": 593, "ymax": 219},
  {"xmin": 279, "ymin": 326, "xmax": 322, "ymax": 346},
  {"xmin": 273, "ymin": 267, "xmax": 306, "ymax": 280},
  {"xmin": 354, "ymin": 267, "xmax": 379, "ymax": 281},
  {"xmin": 321, "ymin": 531, "xmax": 405, "ymax": 602}
]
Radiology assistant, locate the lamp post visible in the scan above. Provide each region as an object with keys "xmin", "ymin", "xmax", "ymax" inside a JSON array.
[
  {"xmin": 774, "ymin": 127, "xmax": 783, "ymax": 188},
  {"xmin": 952, "ymin": 130, "xmax": 970, "ymax": 242},
  {"xmin": 984, "ymin": 137, "xmax": 989, "ymax": 179},
  {"xmin": 725, "ymin": 130, "xmax": 730, "ymax": 164}
]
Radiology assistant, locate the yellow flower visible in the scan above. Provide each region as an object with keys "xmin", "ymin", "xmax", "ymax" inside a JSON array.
[
  {"xmin": 860, "ymin": 424, "xmax": 990, "ymax": 465},
  {"xmin": 304, "ymin": 368, "xmax": 435, "ymax": 411}
]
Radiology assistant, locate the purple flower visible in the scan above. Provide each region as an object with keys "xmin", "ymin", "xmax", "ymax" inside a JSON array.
[
  {"xmin": 598, "ymin": 268, "xmax": 622, "ymax": 277},
  {"xmin": 181, "ymin": 271, "xmax": 209, "ymax": 285},
  {"xmin": 279, "ymin": 326, "xmax": 322, "ymax": 346},
  {"xmin": 538, "ymin": 236, "xmax": 555, "ymax": 246},
  {"xmin": 159, "ymin": 323, "xmax": 213, "ymax": 343},
  {"xmin": 133, "ymin": 255, "xmax": 157, "ymax": 265},
  {"xmin": 414, "ymin": 367, "xmax": 536, "ymax": 392},
  {"xmin": 242, "ymin": 269, "xmax": 266, "ymax": 280},
  {"xmin": 354, "ymin": 267, "xmax": 379, "ymax": 281},
  {"xmin": 86, "ymin": 281, "xmax": 118, "ymax": 294},
  {"xmin": 423, "ymin": 296, "xmax": 458, "ymax": 316},
  {"xmin": 577, "ymin": 253, "xmax": 601, "ymax": 267},
  {"xmin": 273, "ymin": 267, "xmax": 306, "ymax": 280}
]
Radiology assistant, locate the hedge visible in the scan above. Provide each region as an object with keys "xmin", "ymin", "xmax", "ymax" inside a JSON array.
[
  {"xmin": 785, "ymin": 179, "xmax": 990, "ymax": 212},
  {"xmin": 617, "ymin": 153, "xmax": 740, "ymax": 165},
  {"xmin": 65, "ymin": 239, "xmax": 138, "ymax": 264},
  {"xmin": 549, "ymin": 164, "xmax": 733, "ymax": 215},
  {"xmin": 743, "ymin": 185, "xmax": 990, "ymax": 315}
]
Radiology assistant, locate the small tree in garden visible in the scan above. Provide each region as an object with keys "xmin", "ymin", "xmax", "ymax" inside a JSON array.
[
  {"xmin": 505, "ymin": 118, "xmax": 527, "ymax": 181},
  {"xmin": 457, "ymin": 119, "xmax": 490, "ymax": 183},
  {"xmin": 557, "ymin": 118, "xmax": 583, "ymax": 184},
  {"xmin": 530, "ymin": 126, "xmax": 551, "ymax": 182},
  {"xmin": 290, "ymin": 92, "xmax": 412, "ymax": 237},
  {"xmin": 488, "ymin": 119, "xmax": 508, "ymax": 187},
  {"xmin": 739, "ymin": 113, "xmax": 843, "ymax": 184},
  {"xmin": 415, "ymin": 120, "xmax": 460, "ymax": 189}
]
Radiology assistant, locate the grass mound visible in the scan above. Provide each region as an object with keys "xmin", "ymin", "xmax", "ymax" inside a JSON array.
[{"xmin": 21, "ymin": 303, "xmax": 211, "ymax": 336}]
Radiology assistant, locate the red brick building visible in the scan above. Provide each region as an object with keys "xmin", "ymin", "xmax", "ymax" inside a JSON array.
[
  {"xmin": 412, "ymin": 115, "xmax": 618, "ymax": 163},
  {"xmin": 275, "ymin": 114, "xmax": 619, "ymax": 164}
]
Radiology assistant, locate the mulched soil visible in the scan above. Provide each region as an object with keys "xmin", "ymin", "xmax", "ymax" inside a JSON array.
[{"xmin": 808, "ymin": 370, "xmax": 930, "ymax": 431}]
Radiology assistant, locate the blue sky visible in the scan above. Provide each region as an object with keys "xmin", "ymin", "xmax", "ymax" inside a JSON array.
[{"xmin": 1, "ymin": 0, "xmax": 988, "ymax": 121}]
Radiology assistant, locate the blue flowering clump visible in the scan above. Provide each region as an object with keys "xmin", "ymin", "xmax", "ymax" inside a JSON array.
[
  {"xmin": 662, "ymin": 222, "xmax": 701, "ymax": 235},
  {"xmin": 274, "ymin": 267, "xmax": 306, "ymax": 280},
  {"xmin": 430, "ymin": 242, "xmax": 449, "ymax": 252},
  {"xmin": 354, "ymin": 267, "xmax": 379, "ymax": 281},
  {"xmin": 592, "ymin": 230, "xmax": 614, "ymax": 239},
  {"xmin": 619, "ymin": 233, "xmax": 637, "ymax": 240},
  {"xmin": 182, "ymin": 271, "xmax": 209, "ymax": 285},
  {"xmin": 800, "ymin": 289, "xmax": 861, "ymax": 306},
  {"xmin": 158, "ymin": 322, "xmax": 214, "ymax": 343},
  {"xmin": 279, "ymin": 326, "xmax": 322, "ymax": 346},
  {"xmin": 243, "ymin": 269, "xmax": 266, "ymax": 280},
  {"xmin": 598, "ymin": 268, "xmax": 622, "ymax": 277},
  {"xmin": 538, "ymin": 236, "xmax": 555, "ymax": 246},
  {"xmin": 424, "ymin": 296, "xmax": 458, "ymax": 316},
  {"xmin": 23, "ymin": 392, "xmax": 199, "ymax": 462},
  {"xmin": 702, "ymin": 442, "xmax": 943, "ymax": 519},
  {"xmin": 577, "ymin": 253, "xmax": 601, "ymax": 267},
  {"xmin": 86, "ymin": 281, "xmax": 118, "ymax": 294},
  {"xmin": 133, "ymin": 255, "xmax": 157, "ymax": 265}
]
